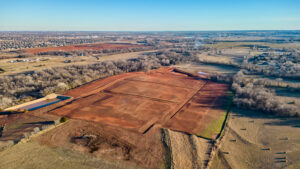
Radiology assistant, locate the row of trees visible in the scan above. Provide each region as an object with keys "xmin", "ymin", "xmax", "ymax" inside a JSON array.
[
  {"xmin": 37, "ymin": 46, "xmax": 156, "ymax": 57},
  {"xmin": 198, "ymin": 58, "xmax": 241, "ymax": 68},
  {"xmin": 232, "ymin": 70, "xmax": 299, "ymax": 117},
  {"xmin": 0, "ymin": 49, "xmax": 197, "ymax": 109}
]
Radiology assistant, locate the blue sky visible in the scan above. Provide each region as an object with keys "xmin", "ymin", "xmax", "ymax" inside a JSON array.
[{"xmin": 0, "ymin": 0, "xmax": 300, "ymax": 31}]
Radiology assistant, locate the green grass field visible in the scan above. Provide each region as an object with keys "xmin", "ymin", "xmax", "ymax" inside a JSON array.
[{"xmin": 196, "ymin": 91, "xmax": 233, "ymax": 139}]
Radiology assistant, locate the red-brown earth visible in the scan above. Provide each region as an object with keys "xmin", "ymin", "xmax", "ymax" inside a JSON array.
[{"xmin": 49, "ymin": 67, "xmax": 229, "ymax": 136}]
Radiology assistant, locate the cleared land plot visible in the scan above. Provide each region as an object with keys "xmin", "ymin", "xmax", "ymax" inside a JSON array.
[
  {"xmin": 175, "ymin": 63, "xmax": 239, "ymax": 75},
  {"xmin": 105, "ymin": 80, "xmax": 196, "ymax": 103},
  {"xmin": 50, "ymin": 92, "xmax": 174, "ymax": 131},
  {"xmin": 126, "ymin": 72, "xmax": 204, "ymax": 89},
  {"xmin": 22, "ymin": 43, "xmax": 145, "ymax": 54},
  {"xmin": 163, "ymin": 82, "xmax": 230, "ymax": 139},
  {"xmin": 49, "ymin": 68, "xmax": 229, "ymax": 139},
  {"xmin": 198, "ymin": 52, "xmax": 243, "ymax": 64}
]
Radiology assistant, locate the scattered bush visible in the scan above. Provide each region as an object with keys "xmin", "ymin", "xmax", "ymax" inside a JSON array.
[
  {"xmin": 41, "ymin": 125, "xmax": 51, "ymax": 130},
  {"xmin": 60, "ymin": 117, "xmax": 68, "ymax": 123},
  {"xmin": 0, "ymin": 68, "xmax": 5, "ymax": 74},
  {"xmin": 232, "ymin": 70, "xmax": 299, "ymax": 117},
  {"xmin": 32, "ymin": 127, "xmax": 40, "ymax": 133},
  {"xmin": 209, "ymin": 73, "xmax": 233, "ymax": 83},
  {"xmin": 23, "ymin": 132, "xmax": 30, "ymax": 139}
]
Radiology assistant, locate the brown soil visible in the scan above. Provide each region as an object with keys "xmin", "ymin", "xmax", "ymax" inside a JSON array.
[
  {"xmin": 22, "ymin": 43, "xmax": 145, "ymax": 54},
  {"xmin": 163, "ymin": 82, "xmax": 229, "ymax": 137},
  {"xmin": 0, "ymin": 112, "xmax": 58, "ymax": 142},
  {"xmin": 48, "ymin": 67, "xmax": 229, "ymax": 138},
  {"xmin": 35, "ymin": 119, "xmax": 165, "ymax": 169}
]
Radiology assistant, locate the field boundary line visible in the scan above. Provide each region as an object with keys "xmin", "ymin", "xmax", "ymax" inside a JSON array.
[
  {"xmin": 124, "ymin": 78, "xmax": 199, "ymax": 90},
  {"xmin": 204, "ymin": 92, "xmax": 233, "ymax": 168},
  {"xmin": 74, "ymin": 74, "xmax": 137, "ymax": 98},
  {"xmin": 169, "ymin": 80, "xmax": 208, "ymax": 119},
  {"xmin": 102, "ymin": 90, "xmax": 179, "ymax": 103}
]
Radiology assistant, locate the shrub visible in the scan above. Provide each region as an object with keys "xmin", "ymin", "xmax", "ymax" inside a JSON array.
[
  {"xmin": 23, "ymin": 132, "xmax": 30, "ymax": 139},
  {"xmin": 0, "ymin": 68, "xmax": 5, "ymax": 74},
  {"xmin": 60, "ymin": 117, "xmax": 68, "ymax": 123},
  {"xmin": 33, "ymin": 127, "xmax": 40, "ymax": 133}
]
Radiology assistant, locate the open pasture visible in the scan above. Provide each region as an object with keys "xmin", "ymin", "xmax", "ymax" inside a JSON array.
[{"xmin": 22, "ymin": 43, "xmax": 145, "ymax": 54}]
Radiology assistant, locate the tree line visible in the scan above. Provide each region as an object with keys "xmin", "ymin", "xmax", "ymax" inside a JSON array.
[
  {"xmin": 0, "ymin": 49, "xmax": 197, "ymax": 109},
  {"xmin": 231, "ymin": 70, "xmax": 299, "ymax": 117}
]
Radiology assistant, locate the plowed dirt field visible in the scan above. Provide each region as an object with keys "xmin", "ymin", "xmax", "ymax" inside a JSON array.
[{"xmin": 48, "ymin": 67, "xmax": 230, "ymax": 139}]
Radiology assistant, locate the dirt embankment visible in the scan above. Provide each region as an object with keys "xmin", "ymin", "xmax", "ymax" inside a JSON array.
[
  {"xmin": 162, "ymin": 128, "xmax": 214, "ymax": 169},
  {"xmin": 36, "ymin": 119, "xmax": 165, "ymax": 169}
]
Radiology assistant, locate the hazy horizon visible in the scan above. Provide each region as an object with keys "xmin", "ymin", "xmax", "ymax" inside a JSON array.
[
  {"xmin": 1, "ymin": 0, "xmax": 300, "ymax": 31},
  {"xmin": 2, "ymin": 29, "xmax": 299, "ymax": 33}
]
